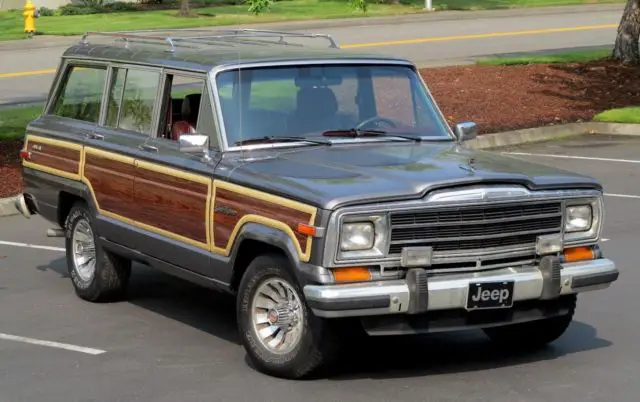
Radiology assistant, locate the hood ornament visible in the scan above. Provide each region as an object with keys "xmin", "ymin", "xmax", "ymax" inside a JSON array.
[{"xmin": 459, "ymin": 157, "xmax": 476, "ymax": 174}]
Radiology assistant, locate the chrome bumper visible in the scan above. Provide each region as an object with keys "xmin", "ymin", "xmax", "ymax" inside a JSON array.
[{"xmin": 303, "ymin": 258, "xmax": 619, "ymax": 318}]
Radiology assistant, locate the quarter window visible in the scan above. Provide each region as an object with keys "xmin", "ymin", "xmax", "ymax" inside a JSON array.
[
  {"xmin": 106, "ymin": 68, "xmax": 160, "ymax": 135},
  {"xmin": 50, "ymin": 65, "xmax": 106, "ymax": 123}
]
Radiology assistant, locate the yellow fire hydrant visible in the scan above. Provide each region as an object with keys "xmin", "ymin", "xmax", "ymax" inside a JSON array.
[{"xmin": 23, "ymin": 0, "xmax": 39, "ymax": 38}]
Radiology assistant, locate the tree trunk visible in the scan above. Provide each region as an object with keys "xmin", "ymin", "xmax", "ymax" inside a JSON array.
[
  {"xmin": 179, "ymin": 0, "xmax": 190, "ymax": 16},
  {"xmin": 613, "ymin": 0, "xmax": 640, "ymax": 64}
]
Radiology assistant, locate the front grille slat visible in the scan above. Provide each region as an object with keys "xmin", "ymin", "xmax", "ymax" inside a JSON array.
[{"xmin": 388, "ymin": 201, "xmax": 563, "ymax": 271}]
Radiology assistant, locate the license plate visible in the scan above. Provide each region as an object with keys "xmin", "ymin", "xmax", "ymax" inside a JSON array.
[{"xmin": 466, "ymin": 281, "xmax": 515, "ymax": 310}]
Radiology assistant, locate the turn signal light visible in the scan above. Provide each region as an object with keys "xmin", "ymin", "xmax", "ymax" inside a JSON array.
[
  {"xmin": 333, "ymin": 267, "xmax": 372, "ymax": 283},
  {"xmin": 296, "ymin": 223, "xmax": 317, "ymax": 237},
  {"xmin": 563, "ymin": 247, "xmax": 595, "ymax": 263}
]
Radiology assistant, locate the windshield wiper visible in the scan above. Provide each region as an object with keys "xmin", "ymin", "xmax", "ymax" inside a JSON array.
[
  {"xmin": 234, "ymin": 136, "xmax": 332, "ymax": 146},
  {"xmin": 322, "ymin": 128, "xmax": 422, "ymax": 142}
]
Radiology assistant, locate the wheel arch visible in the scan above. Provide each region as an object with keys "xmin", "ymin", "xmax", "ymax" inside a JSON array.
[{"xmin": 228, "ymin": 222, "xmax": 307, "ymax": 292}]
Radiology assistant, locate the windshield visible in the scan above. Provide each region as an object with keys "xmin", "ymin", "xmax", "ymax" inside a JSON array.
[{"xmin": 214, "ymin": 64, "xmax": 454, "ymax": 147}]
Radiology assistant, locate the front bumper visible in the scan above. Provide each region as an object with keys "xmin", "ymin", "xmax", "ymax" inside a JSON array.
[{"xmin": 303, "ymin": 258, "xmax": 618, "ymax": 318}]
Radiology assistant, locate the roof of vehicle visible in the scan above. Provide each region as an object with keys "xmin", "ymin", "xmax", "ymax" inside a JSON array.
[{"xmin": 61, "ymin": 30, "xmax": 415, "ymax": 73}]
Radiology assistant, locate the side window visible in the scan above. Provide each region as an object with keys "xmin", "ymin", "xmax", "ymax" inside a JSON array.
[
  {"xmin": 158, "ymin": 73, "xmax": 219, "ymax": 148},
  {"xmin": 50, "ymin": 65, "xmax": 106, "ymax": 124},
  {"xmin": 106, "ymin": 67, "xmax": 160, "ymax": 135}
]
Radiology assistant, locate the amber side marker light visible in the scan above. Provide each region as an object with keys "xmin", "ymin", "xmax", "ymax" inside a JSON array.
[
  {"xmin": 296, "ymin": 223, "xmax": 317, "ymax": 237},
  {"xmin": 563, "ymin": 246, "xmax": 595, "ymax": 263},
  {"xmin": 333, "ymin": 267, "xmax": 372, "ymax": 283}
]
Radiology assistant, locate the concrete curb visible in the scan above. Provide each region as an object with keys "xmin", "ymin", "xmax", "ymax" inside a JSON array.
[
  {"xmin": 0, "ymin": 195, "xmax": 19, "ymax": 217},
  {"xmin": 0, "ymin": 3, "xmax": 625, "ymax": 52},
  {"xmin": 468, "ymin": 122, "xmax": 640, "ymax": 150}
]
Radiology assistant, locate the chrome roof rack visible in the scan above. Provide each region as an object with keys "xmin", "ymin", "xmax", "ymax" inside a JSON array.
[{"xmin": 79, "ymin": 29, "xmax": 340, "ymax": 52}]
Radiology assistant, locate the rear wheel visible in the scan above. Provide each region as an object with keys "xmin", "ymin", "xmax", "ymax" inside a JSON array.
[
  {"xmin": 64, "ymin": 201, "xmax": 131, "ymax": 302},
  {"xmin": 237, "ymin": 254, "xmax": 340, "ymax": 379},
  {"xmin": 482, "ymin": 296, "xmax": 576, "ymax": 348}
]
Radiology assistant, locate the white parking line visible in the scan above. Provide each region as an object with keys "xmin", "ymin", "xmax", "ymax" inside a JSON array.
[
  {"xmin": 502, "ymin": 152, "xmax": 640, "ymax": 164},
  {"xmin": 0, "ymin": 240, "xmax": 64, "ymax": 252},
  {"xmin": 0, "ymin": 333, "xmax": 106, "ymax": 355}
]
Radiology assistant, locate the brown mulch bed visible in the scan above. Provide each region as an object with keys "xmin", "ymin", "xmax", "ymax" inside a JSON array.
[
  {"xmin": 1, "ymin": 59, "xmax": 638, "ymax": 199},
  {"xmin": 1, "ymin": 140, "xmax": 23, "ymax": 199},
  {"xmin": 422, "ymin": 59, "xmax": 640, "ymax": 134}
]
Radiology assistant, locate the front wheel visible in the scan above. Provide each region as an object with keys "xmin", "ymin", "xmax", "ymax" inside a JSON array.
[
  {"xmin": 482, "ymin": 296, "xmax": 576, "ymax": 349},
  {"xmin": 236, "ymin": 254, "xmax": 340, "ymax": 379}
]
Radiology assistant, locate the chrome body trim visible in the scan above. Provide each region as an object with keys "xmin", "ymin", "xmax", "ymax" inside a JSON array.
[{"xmin": 303, "ymin": 258, "xmax": 618, "ymax": 318}]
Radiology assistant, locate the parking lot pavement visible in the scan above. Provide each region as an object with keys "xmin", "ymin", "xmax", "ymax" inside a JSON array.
[{"xmin": 2, "ymin": 133, "xmax": 640, "ymax": 401}]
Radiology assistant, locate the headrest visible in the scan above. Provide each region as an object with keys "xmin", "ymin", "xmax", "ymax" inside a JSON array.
[
  {"xmin": 181, "ymin": 93, "xmax": 202, "ymax": 121},
  {"xmin": 296, "ymin": 86, "xmax": 337, "ymax": 115}
]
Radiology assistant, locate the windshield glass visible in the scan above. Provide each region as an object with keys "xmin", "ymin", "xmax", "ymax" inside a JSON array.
[{"xmin": 214, "ymin": 64, "xmax": 453, "ymax": 146}]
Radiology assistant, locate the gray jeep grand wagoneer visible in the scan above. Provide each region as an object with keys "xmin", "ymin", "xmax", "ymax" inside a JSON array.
[{"xmin": 15, "ymin": 29, "xmax": 619, "ymax": 379}]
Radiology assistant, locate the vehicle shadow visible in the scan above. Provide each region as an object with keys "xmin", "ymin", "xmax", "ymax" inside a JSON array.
[
  {"xmin": 322, "ymin": 319, "xmax": 611, "ymax": 380},
  {"xmin": 37, "ymin": 258, "xmax": 240, "ymax": 346},
  {"xmin": 37, "ymin": 258, "xmax": 612, "ymax": 379}
]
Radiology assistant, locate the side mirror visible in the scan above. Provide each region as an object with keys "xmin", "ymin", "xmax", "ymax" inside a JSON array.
[
  {"xmin": 179, "ymin": 134, "xmax": 209, "ymax": 153},
  {"xmin": 454, "ymin": 122, "xmax": 478, "ymax": 143},
  {"xmin": 179, "ymin": 134, "xmax": 212, "ymax": 163}
]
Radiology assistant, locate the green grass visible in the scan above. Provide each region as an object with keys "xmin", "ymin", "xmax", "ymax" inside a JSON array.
[
  {"xmin": 0, "ymin": 105, "xmax": 43, "ymax": 141},
  {"xmin": 593, "ymin": 107, "xmax": 640, "ymax": 124},
  {"xmin": 477, "ymin": 49, "xmax": 612, "ymax": 65},
  {"xmin": 0, "ymin": 0, "xmax": 626, "ymax": 41}
]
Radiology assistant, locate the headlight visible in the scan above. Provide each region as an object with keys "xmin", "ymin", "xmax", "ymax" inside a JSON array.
[
  {"xmin": 565, "ymin": 205, "xmax": 592, "ymax": 232},
  {"xmin": 340, "ymin": 222, "xmax": 374, "ymax": 251},
  {"xmin": 564, "ymin": 197, "xmax": 603, "ymax": 244},
  {"xmin": 336, "ymin": 214, "xmax": 389, "ymax": 260}
]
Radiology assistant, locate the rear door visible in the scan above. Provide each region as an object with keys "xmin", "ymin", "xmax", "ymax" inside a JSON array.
[{"xmin": 130, "ymin": 69, "xmax": 222, "ymax": 280}]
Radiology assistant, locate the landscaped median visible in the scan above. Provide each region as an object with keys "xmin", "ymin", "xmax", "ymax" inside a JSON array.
[
  {"xmin": 0, "ymin": 0, "xmax": 627, "ymax": 41},
  {"xmin": 1, "ymin": 49, "xmax": 638, "ymax": 200}
]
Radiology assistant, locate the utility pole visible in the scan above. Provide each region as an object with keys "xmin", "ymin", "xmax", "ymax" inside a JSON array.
[{"xmin": 424, "ymin": 0, "xmax": 433, "ymax": 11}]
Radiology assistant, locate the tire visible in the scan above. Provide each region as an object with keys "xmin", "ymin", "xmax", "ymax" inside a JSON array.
[
  {"xmin": 237, "ymin": 253, "xmax": 340, "ymax": 379},
  {"xmin": 64, "ymin": 201, "xmax": 131, "ymax": 302},
  {"xmin": 482, "ymin": 295, "xmax": 576, "ymax": 349}
]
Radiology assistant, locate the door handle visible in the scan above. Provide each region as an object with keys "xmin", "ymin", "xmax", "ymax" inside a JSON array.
[
  {"xmin": 86, "ymin": 132, "xmax": 104, "ymax": 140},
  {"xmin": 139, "ymin": 144, "xmax": 158, "ymax": 153}
]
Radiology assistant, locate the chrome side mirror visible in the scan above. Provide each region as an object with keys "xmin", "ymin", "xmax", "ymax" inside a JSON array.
[
  {"xmin": 179, "ymin": 134, "xmax": 212, "ymax": 162},
  {"xmin": 454, "ymin": 122, "xmax": 478, "ymax": 143}
]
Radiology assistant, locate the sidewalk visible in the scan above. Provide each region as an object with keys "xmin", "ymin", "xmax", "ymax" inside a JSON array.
[{"xmin": 0, "ymin": 3, "xmax": 624, "ymax": 51}]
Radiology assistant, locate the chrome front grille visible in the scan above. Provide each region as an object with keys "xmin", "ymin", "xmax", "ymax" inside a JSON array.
[{"xmin": 388, "ymin": 201, "xmax": 563, "ymax": 271}]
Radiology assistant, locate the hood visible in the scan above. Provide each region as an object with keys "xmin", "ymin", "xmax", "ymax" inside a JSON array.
[{"xmin": 219, "ymin": 141, "xmax": 601, "ymax": 210}]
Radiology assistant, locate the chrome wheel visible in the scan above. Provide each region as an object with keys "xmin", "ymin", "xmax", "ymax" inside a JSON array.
[
  {"xmin": 251, "ymin": 277, "xmax": 304, "ymax": 355},
  {"xmin": 71, "ymin": 218, "xmax": 96, "ymax": 282}
]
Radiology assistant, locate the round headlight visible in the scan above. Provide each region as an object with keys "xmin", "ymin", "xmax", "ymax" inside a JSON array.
[
  {"xmin": 565, "ymin": 205, "xmax": 592, "ymax": 232},
  {"xmin": 340, "ymin": 222, "xmax": 375, "ymax": 251}
]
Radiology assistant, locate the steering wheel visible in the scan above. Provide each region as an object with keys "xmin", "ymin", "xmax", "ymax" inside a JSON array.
[{"xmin": 356, "ymin": 115, "xmax": 399, "ymax": 130}]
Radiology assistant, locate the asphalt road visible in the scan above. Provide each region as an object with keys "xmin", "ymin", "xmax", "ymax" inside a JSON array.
[
  {"xmin": 1, "ymin": 133, "xmax": 639, "ymax": 401},
  {"xmin": 0, "ymin": 4, "xmax": 625, "ymax": 105}
]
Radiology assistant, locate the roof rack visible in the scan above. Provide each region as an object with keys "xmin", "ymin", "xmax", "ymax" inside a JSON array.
[{"xmin": 79, "ymin": 29, "xmax": 340, "ymax": 52}]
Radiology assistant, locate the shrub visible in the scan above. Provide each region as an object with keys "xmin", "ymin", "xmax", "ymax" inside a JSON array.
[
  {"xmin": 38, "ymin": 6, "xmax": 56, "ymax": 16},
  {"xmin": 58, "ymin": 1, "xmax": 139, "ymax": 15}
]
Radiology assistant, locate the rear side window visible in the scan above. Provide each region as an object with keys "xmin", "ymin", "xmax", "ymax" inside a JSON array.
[
  {"xmin": 106, "ymin": 67, "xmax": 161, "ymax": 135},
  {"xmin": 50, "ymin": 65, "xmax": 106, "ymax": 123}
]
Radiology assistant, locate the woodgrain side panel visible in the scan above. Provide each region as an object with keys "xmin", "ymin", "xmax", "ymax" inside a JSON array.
[
  {"xmin": 213, "ymin": 187, "xmax": 314, "ymax": 253},
  {"xmin": 26, "ymin": 139, "xmax": 81, "ymax": 174},
  {"xmin": 83, "ymin": 152, "xmax": 136, "ymax": 218},
  {"xmin": 133, "ymin": 168, "xmax": 209, "ymax": 244}
]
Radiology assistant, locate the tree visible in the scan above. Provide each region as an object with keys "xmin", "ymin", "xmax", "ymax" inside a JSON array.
[
  {"xmin": 613, "ymin": 0, "xmax": 640, "ymax": 64},
  {"xmin": 179, "ymin": 0, "xmax": 190, "ymax": 17}
]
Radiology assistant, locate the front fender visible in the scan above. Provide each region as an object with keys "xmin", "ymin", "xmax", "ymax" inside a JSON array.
[{"xmin": 228, "ymin": 222, "xmax": 329, "ymax": 287}]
